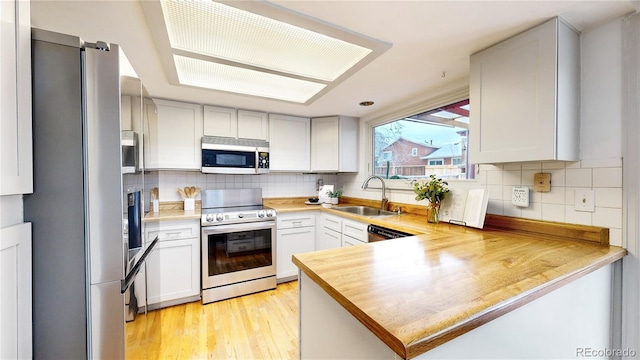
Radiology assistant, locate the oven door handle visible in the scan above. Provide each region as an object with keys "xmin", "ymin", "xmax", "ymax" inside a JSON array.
[{"xmin": 202, "ymin": 220, "xmax": 276, "ymax": 235}]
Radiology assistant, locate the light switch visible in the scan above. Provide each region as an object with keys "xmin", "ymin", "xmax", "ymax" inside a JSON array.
[{"xmin": 574, "ymin": 189, "xmax": 595, "ymax": 212}]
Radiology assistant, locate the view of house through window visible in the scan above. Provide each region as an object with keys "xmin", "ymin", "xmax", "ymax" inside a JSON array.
[{"xmin": 372, "ymin": 98, "xmax": 474, "ymax": 180}]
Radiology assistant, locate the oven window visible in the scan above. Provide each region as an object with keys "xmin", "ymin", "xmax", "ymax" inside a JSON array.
[
  {"xmin": 216, "ymin": 153, "xmax": 247, "ymax": 166},
  {"xmin": 206, "ymin": 228, "xmax": 272, "ymax": 276}
]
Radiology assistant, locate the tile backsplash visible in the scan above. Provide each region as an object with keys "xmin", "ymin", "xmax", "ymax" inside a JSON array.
[
  {"xmin": 148, "ymin": 158, "xmax": 623, "ymax": 247},
  {"xmin": 476, "ymin": 158, "xmax": 623, "ymax": 246},
  {"xmin": 156, "ymin": 171, "xmax": 338, "ymax": 201}
]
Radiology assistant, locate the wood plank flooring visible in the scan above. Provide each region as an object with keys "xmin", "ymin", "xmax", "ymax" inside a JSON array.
[{"xmin": 126, "ymin": 281, "xmax": 299, "ymax": 359}]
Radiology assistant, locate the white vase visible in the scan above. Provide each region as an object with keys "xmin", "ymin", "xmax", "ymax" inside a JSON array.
[{"xmin": 330, "ymin": 197, "xmax": 339, "ymax": 205}]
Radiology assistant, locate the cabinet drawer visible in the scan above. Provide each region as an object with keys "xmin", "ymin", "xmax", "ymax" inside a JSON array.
[
  {"xmin": 146, "ymin": 221, "xmax": 199, "ymax": 242},
  {"xmin": 278, "ymin": 214, "xmax": 315, "ymax": 229},
  {"xmin": 322, "ymin": 214, "xmax": 342, "ymax": 232},
  {"xmin": 342, "ymin": 219, "xmax": 368, "ymax": 242}
]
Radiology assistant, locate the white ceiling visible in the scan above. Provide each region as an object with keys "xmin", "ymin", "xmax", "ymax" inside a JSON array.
[{"xmin": 31, "ymin": 0, "xmax": 637, "ymax": 120}]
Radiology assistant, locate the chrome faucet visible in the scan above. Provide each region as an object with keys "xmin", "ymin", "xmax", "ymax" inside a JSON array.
[{"xmin": 361, "ymin": 175, "xmax": 388, "ymax": 210}]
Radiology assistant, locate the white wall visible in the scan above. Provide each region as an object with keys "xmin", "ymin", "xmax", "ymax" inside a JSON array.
[
  {"xmin": 153, "ymin": 171, "xmax": 338, "ymax": 202},
  {"xmin": 339, "ymin": 17, "xmax": 625, "ymax": 247}
]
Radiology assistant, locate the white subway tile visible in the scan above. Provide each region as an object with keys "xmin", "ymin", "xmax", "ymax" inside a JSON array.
[
  {"xmin": 541, "ymin": 187, "xmax": 565, "ymax": 205},
  {"xmin": 581, "ymin": 158, "xmax": 622, "ymax": 168},
  {"xmin": 541, "ymin": 203, "xmax": 565, "ymax": 222},
  {"xmin": 566, "ymin": 168, "xmax": 592, "ymax": 187},
  {"xmin": 522, "ymin": 162, "xmax": 543, "ymax": 170},
  {"xmin": 488, "ymin": 185, "xmax": 503, "ymax": 200},
  {"xmin": 503, "ymin": 202, "xmax": 522, "ymax": 217},
  {"xmin": 565, "ymin": 206, "xmax": 592, "ymax": 226},
  {"xmin": 548, "ymin": 169, "xmax": 566, "ymax": 187},
  {"xmin": 542, "ymin": 161, "xmax": 566, "ymax": 170},
  {"xmin": 503, "ymin": 170, "xmax": 521, "ymax": 186},
  {"xmin": 565, "ymin": 161, "xmax": 581, "ymax": 169},
  {"xmin": 487, "ymin": 171, "xmax": 503, "ymax": 185},
  {"xmin": 487, "ymin": 199, "xmax": 504, "ymax": 215},
  {"xmin": 521, "ymin": 201, "xmax": 541, "ymax": 220},
  {"xmin": 595, "ymin": 188, "xmax": 622, "ymax": 209},
  {"xmin": 521, "ymin": 170, "xmax": 537, "ymax": 186},
  {"xmin": 503, "ymin": 163, "xmax": 522, "ymax": 171},
  {"xmin": 593, "ymin": 167, "xmax": 622, "ymax": 188},
  {"xmin": 593, "ymin": 207, "xmax": 623, "ymax": 229},
  {"xmin": 609, "ymin": 229, "xmax": 623, "ymax": 247}
]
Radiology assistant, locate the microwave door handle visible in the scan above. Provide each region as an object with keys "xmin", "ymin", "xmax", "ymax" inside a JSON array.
[{"xmin": 255, "ymin": 148, "xmax": 259, "ymax": 174}]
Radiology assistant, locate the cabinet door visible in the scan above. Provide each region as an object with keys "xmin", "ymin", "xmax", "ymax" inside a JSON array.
[
  {"xmin": 317, "ymin": 228, "xmax": 341, "ymax": 251},
  {"xmin": 145, "ymin": 237, "xmax": 200, "ymax": 305},
  {"xmin": 238, "ymin": 110, "xmax": 268, "ymax": 140},
  {"xmin": 203, "ymin": 105, "xmax": 237, "ymax": 138},
  {"xmin": 1, "ymin": 0, "xmax": 32, "ymax": 195},
  {"xmin": 144, "ymin": 99, "xmax": 203, "ymax": 170},
  {"xmin": 269, "ymin": 114, "xmax": 310, "ymax": 171},
  {"xmin": 311, "ymin": 116, "xmax": 339, "ymax": 172},
  {"xmin": 342, "ymin": 219, "xmax": 368, "ymax": 243},
  {"xmin": 277, "ymin": 227, "xmax": 315, "ymax": 280},
  {"xmin": 0, "ymin": 223, "xmax": 32, "ymax": 359},
  {"xmin": 342, "ymin": 236, "xmax": 366, "ymax": 247},
  {"xmin": 469, "ymin": 18, "xmax": 577, "ymax": 163}
]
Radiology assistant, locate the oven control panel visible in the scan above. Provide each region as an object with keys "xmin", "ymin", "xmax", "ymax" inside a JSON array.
[{"xmin": 202, "ymin": 208, "xmax": 276, "ymax": 225}]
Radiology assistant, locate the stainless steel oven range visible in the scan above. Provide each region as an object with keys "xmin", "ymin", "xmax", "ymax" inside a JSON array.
[{"xmin": 201, "ymin": 188, "xmax": 277, "ymax": 304}]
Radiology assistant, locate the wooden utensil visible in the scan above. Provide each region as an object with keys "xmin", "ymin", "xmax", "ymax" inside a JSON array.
[{"xmin": 177, "ymin": 187, "xmax": 187, "ymax": 199}]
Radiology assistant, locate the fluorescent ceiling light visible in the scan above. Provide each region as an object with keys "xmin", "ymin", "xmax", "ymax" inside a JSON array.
[
  {"xmin": 142, "ymin": 0, "xmax": 391, "ymax": 104},
  {"xmin": 174, "ymin": 55, "xmax": 326, "ymax": 103},
  {"xmin": 161, "ymin": 0, "xmax": 372, "ymax": 82}
]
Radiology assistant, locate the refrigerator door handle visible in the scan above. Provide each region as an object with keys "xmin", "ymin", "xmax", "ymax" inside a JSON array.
[{"xmin": 121, "ymin": 236, "xmax": 159, "ymax": 294}]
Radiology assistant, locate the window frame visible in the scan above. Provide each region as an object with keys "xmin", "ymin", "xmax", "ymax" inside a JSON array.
[
  {"xmin": 365, "ymin": 87, "xmax": 475, "ymax": 191},
  {"xmin": 428, "ymin": 159, "xmax": 444, "ymax": 166},
  {"xmin": 411, "ymin": 148, "xmax": 418, "ymax": 157}
]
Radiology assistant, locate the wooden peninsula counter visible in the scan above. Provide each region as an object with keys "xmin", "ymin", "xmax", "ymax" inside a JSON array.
[{"xmin": 292, "ymin": 217, "xmax": 626, "ymax": 359}]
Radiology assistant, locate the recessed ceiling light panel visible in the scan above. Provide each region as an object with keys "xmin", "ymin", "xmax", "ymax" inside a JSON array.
[
  {"xmin": 161, "ymin": 0, "xmax": 372, "ymax": 82},
  {"xmin": 174, "ymin": 55, "xmax": 326, "ymax": 103}
]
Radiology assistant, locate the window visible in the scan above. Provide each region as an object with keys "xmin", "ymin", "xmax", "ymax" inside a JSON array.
[{"xmin": 372, "ymin": 98, "xmax": 473, "ymax": 180}]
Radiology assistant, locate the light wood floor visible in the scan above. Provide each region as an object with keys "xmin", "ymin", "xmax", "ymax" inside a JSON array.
[{"xmin": 126, "ymin": 281, "xmax": 299, "ymax": 359}]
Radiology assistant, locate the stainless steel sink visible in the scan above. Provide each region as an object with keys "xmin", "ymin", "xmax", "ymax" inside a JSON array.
[{"xmin": 332, "ymin": 206, "xmax": 397, "ymax": 218}]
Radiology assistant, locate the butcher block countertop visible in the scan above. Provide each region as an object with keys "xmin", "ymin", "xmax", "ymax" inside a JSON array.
[{"xmin": 287, "ymin": 197, "xmax": 626, "ymax": 359}]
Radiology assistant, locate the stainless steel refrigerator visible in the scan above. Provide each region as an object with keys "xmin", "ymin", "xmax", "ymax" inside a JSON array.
[{"xmin": 25, "ymin": 29, "xmax": 155, "ymax": 359}]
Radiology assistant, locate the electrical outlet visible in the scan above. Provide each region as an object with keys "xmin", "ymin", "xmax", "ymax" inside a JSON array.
[
  {"xmin": 512, "ymin": 187, "xmax": 529, "ymax": 207},
  {"xmin": 575, "ymin": 189, "xmax": 595, "ymax": 212}
]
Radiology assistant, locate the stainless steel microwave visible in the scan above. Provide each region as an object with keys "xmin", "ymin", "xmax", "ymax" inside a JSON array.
[{"xmin": 201, "ymin": 136, "xmax": 269, "ymax": 174}]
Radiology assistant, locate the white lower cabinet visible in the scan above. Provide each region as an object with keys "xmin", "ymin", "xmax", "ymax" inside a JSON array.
[
  {"xmin": 341, "ymin": 218, "xmax": 368, "ymax": 247},
  {"xmin": 318, "ymin": 214, "xmax": 369, "ymax": 249},
  {"xmin": 318, "ymin": 227, "xmax": 342, "ymax": 250},
  {"xmin": 0, "ymin": 223, "xmax": 32, "ymax": 359},
  {"xmin": 144, "ymin": 219, "xmax": 200, "ymax": 308},
  {"xmin": 277, "ymin": 212, "xmax": 316, "ymax": 282}
]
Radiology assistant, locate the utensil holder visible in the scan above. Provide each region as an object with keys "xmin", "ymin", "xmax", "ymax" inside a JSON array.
[
  {"xmin": 184, "ymin": 198, "xmax": 195, "ymax": 211},
  {"xmin": 152, "ymin": 200, "xmax": 160, "ymax": 213}
]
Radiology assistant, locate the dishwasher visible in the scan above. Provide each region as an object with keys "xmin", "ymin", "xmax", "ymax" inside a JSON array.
[{"xmin": 367, "ymin": 224, "xmax": 413, "ymax": 242}]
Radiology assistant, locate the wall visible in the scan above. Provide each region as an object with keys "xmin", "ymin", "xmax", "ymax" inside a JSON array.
[
  {"xmin": 155, "ymin": 171, "xmax": 338, "ymax": 202},
  {"xmin": 341, "ymin": 17, "xmax": 625, "ymax": 247}
]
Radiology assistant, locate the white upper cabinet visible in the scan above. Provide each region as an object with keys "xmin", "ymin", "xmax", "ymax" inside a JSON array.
[
  {"xmin": 268, "ymin": 114, "xmax": 311, "ymax": 171},
  {"xmin": 238, "ymin": 110, "xmax": 268, "ymax": 141},
  {"xmin": 203, "ymin": 106, "xmax": 268, "ymax": 141},
  {"xmin": 469, "ymin": 18, "xmax": 579, "ymax": 163},
  {"xmin": 1, "ymin": 0, "xmax": 32, "ymax": 195},
  {"xmin": 203, "ymin": 105, "xmax": 237, "ymax": 138},
  {"xmin": 144, "ymin": 99, "xmax": 203, "ymax": 170},
  {"xmin": 311, "ymin": 116, "xmax": 358, "ymax": 172}
]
